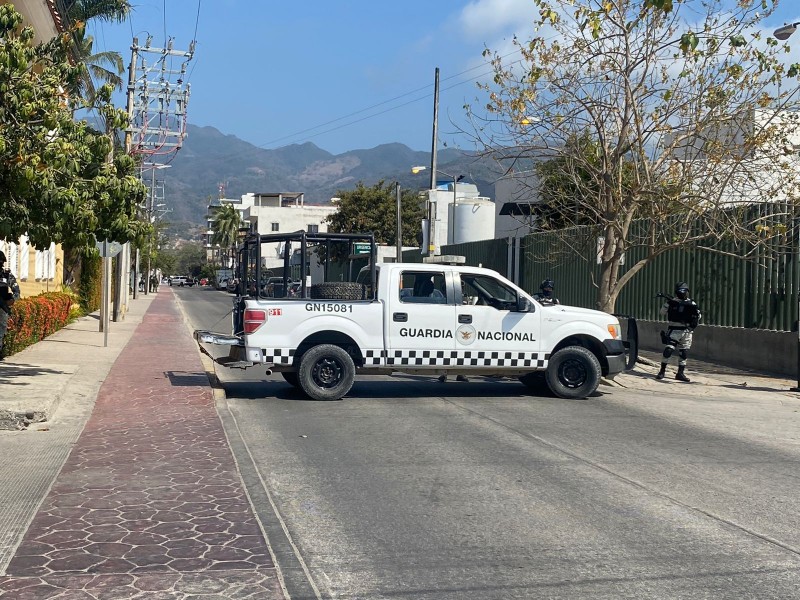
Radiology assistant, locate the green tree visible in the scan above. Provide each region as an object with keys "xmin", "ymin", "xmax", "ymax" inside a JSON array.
[
  {"xmin": 211, "ymin": 203, "xmax": 244, "ymax": 268},
  {"xmin": 0, "ymin": 5, "xmax": 148, "ymax": 251},
  {"xmin": 174, "ymin": 243, "xmax": 207, "ymax": 278},
  {"xmin": 68, "ymin": 0, "xmax": 132, "ymax": 23},
  {"xmin": 67, "ymin": 1, "xmax": 131, "ymax": 103},
  {"xmin": 469, "ymin": 0, "xmax": 800, "ymax": 312},
  {"xmin": 327, "ymin": 180, "xmax": 425, "ymax": 246}
]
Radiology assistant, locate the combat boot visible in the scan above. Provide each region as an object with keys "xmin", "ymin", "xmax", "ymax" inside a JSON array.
[
  {"xmin": 675, "ymin": 366, "xmax": 690, "ymax": 382},
  {"xmin": 655, "ymin": 364, "xmax": 666, "ymax": 380}
]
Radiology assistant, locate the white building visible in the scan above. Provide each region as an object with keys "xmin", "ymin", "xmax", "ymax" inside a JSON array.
[
  {"xmin": 494, "ymin": 172, "xmax": 541, "ymax": 239},
  {"xmin": 425, "ymin": 181, "xmax": 495, "ymax": 251},
  {"xmin": 206, "ymin": 192, "xmax": 338, "ymax": 270}
]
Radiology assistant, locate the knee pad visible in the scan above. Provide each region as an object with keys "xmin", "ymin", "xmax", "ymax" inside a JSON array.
[
  {"xmin": 662, "ymin": 346, "xmax": 674, "ymax": 359},
  {"xmin": 679, "ymin": 349, "xmax": 688, "ymax": 361}
]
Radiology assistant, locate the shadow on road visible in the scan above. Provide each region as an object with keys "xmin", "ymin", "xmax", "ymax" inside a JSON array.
[{"xmin": 219, "ymin": 375, "xmax": 608, "ymax": 402}]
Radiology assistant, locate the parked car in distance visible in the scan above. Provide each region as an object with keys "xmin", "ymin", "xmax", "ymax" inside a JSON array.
[{"xmin": 169, "ymin": 276, "xmax": 195, "ymax": 287}]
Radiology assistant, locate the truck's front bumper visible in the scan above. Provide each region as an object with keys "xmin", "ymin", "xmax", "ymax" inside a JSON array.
[
  {"xmin": 603, "ymin": 339, "xmax": 627, "ymax": 377},
  {"xmin": 193, "ymin": 330, "xmax": 264, "ymax": 369}
]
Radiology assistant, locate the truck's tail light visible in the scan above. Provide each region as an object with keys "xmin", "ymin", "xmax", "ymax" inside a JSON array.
[{"xmin": 243, "ymin": 309, "xmax": 267, "ymax": 334}]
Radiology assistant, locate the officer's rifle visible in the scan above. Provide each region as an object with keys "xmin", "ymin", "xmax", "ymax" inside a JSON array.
[{"xmin": 654, "ymin": 292, "xmax": 674, "ymax": 301}]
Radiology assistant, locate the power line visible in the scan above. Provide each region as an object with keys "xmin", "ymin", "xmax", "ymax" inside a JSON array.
[{"xmin": 248, "ymin": 49, "xmax": 523, "ymax": 150}]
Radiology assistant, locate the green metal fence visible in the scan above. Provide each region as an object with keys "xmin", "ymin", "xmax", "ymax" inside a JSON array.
[
  {"xmin": 521, "ymin": 232, "xmax": 798, "ymax": 330},
  {"xmin": 437, "ymin": 209, "xmax": 799, "ymax": 332}
]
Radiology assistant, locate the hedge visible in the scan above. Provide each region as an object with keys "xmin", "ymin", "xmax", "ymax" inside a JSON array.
[{"xmin": 2, "ymin": 292, "xmax": 75, "ymax": 356}]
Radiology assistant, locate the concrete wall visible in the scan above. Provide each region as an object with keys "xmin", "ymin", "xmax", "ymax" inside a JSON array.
[{"xmin": 635, "ymin": 320, "xmax": 796, "ymax": 377}]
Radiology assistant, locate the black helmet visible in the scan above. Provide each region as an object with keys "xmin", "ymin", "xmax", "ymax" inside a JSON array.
[
  {"xmin": 675, "ymin": 281, "xmax": 689, "ymax": 299},
  {"xmin": 540, "ymin": 279, "xmax": 554, "ymax": 297}
]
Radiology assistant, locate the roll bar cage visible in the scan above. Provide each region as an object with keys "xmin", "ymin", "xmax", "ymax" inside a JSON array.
[{"xmin": 234, "ymin": 231, "xmax": 378, "ymax": 300}]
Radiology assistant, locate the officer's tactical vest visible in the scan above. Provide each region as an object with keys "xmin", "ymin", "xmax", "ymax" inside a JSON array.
[{"xmin": 668, "ymin": 299, "xmax": 700, "ymax": 328}]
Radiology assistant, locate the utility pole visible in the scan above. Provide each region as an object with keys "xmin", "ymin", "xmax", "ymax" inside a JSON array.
[
  {"xmin": 426, "ymin": 68, "xmax": 440, "ymax": 256},
  {"xmin": 127, "ymin": 38, "xmax": 138, "ymax": 303},
  {"xmin": 395, "ymin": 182, "xmax": 402, "ymax": 263},
  {"xmin": 124, "ymin": 35, "xmax": 193, "ymax": 302}
]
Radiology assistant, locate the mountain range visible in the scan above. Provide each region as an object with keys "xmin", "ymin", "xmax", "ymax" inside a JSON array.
[{"xmin": 159, "ymin": 125, "xmax": 505, "ymax": 234}]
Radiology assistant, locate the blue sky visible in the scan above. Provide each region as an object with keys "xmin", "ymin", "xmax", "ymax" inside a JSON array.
[{"xmin": 90, "ymin": 0, "xmax": 800, "ymax": 156}]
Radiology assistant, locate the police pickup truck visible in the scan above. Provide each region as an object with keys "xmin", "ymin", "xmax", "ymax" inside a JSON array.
[{"xmin": 195, "ymin": 232, "xmax": 627, "ymax": 401}]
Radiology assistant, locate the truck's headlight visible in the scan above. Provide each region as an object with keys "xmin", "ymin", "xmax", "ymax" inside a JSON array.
[{"xmin": 607, "ymin": 323, "xmax": 621, "ymax": 340}]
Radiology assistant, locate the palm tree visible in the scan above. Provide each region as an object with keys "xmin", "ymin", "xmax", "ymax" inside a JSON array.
[
  {"xmin": 68, "ymin": 0, "xmax": 132, "ymax": 25},
  {"xmin": 68, "ymin": 1, "xmax": 132, "ymax": 103},
  {"xmin": 211, "ymin": 204, "xmax": 244, "ymax": 269}
]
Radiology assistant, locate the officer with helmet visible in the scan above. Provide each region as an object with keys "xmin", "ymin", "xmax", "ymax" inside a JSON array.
[
  {"xmin": 656, "ymin": 281, "xmax": 701, "ymax": 382},
  {"xmin": 534, "ymin": 279, "xmax": 560, "ymax": 305}
]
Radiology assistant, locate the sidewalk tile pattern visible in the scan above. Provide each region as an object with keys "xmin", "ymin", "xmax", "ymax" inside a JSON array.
[{"xmin": 0, "ymin": 293, "xmax": 283, "ymax": 598}]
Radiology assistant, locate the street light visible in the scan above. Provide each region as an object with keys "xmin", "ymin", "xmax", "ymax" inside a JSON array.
[
  {"xmin": 774, "ymin": 22, "xmax": 800, "ymax": 41},
  {"xmin": 773, "ymin": 22, "xmax": 800, "ymax": 389},
  {"xmin": 412, "ymin": 166, "xmax": 465, "ymax": 246}
]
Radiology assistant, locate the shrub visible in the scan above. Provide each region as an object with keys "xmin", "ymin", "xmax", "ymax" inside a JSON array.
[
  {"xmin": 2, "ymin": 292, "xmax": 73, "ymax": 356},
  {"xmin": 78, "ymin": 254, "xmax": 102, "ymax": 314}
]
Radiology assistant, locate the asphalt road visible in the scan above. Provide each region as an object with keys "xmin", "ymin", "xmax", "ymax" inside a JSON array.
[{"xmin": 178, "ymin": 286, "xmax": 800, "ymax": 599}]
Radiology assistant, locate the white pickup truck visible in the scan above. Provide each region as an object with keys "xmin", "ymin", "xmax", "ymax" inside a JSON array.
[{"xmin": 195, "ymin": 232, "xmax": 628, "ymax": 401}]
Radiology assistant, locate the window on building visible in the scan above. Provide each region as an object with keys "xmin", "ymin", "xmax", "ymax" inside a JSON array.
[
  {"xmin": 271, "ymin": 222, "xmax": 279, "ymax": 232},
  {"xmin": 307, "ymin": 224, "xmax": 319, "ymax": 234}
]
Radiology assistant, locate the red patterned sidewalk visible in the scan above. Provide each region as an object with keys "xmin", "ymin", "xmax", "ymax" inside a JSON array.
[{"xmin": 0, "ymin": 292, "xmax": 284, "ymax": 599}]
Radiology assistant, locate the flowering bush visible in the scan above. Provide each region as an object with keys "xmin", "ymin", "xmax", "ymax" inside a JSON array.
[{"xmin": 2, "ymin": 292, "xmax": 75, "ymax": 356}]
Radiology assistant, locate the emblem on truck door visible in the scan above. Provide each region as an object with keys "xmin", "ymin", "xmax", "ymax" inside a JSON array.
[{"xmin": 456, "ymin": 324, "xmax": 477, "ymax": 345}]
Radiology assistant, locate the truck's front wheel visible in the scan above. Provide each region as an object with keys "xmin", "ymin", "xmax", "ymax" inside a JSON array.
[
  {"xmin": 545, "ymin": 346, "xmax": 601, "ymax": 399},
  {"xmin": 298, "ymin": 344, "xmax": 355, "ymax": 401}
]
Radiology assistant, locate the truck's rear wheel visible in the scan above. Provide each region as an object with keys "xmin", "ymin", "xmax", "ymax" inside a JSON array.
[
  {"xmin": 545, "ymin": 346, "xmax": 601, "ymax": 399},
  {"xmin": 298, "ymin": 344, "xmax": 355, "ymax": 401},
  {"xmin": 281, "ymin": 371, "xmax": 300, "ymax": 388},
  {"xmin": 310, "ymin": 282, "xmax": 364, "ymax": 300}
]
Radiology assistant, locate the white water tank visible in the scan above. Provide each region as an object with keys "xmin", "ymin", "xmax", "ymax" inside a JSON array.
[{"xmin": 450, "ymin": 198, "xmax": 496, "ymax": 245}]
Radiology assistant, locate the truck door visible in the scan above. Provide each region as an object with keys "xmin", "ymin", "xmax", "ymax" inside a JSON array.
[
  {"xmin": 456, "ymin": 272, "xmax": 544, "ymax": 368},
  {"xmin": 386, "ymin": 269, "xmax": 456, "ymax": 367}
]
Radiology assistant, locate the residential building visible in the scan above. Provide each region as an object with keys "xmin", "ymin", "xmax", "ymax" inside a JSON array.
[
  {"xmin": 206, "ymin": 192, "xmax": 337, "ymax": 270},
  {"xmin": 1, "ymin": 0, "xmax": 71, "ymax": 297}
]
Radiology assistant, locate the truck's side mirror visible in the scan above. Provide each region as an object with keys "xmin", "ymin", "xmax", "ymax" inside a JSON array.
[{"xmin": 517, "ymin": 297, "xmax": 533, "ymax": 312}]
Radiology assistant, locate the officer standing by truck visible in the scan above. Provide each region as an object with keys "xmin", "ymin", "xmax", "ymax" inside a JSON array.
[{"xmin": 655, "ymin": 282, "xmax": 701, "ymax": 382}]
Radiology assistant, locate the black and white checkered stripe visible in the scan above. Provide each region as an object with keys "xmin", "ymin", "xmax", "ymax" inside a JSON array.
[
  {"xmin": 361, "ymin": 349, "xmax": 547, "ymax": 368},
  {"xmin": 265, "ymin": 347, "xmax": 547, "ymax": 368},
  {"xmin": 363, "ymin": 349, "xmax": 384, "ymax": 365},
  {"xmin": 261, "ymin": 348, "xmax": 295, "ymax": 365}
]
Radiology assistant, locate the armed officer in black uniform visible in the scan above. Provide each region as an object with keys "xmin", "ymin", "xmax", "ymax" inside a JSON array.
[
  {"xmin": 534, "ymin": 279, "xmax": 560, "ymax": 305},
  {"xmin": 655, "ymin": 282, "xmax": 701, "ymax": 382}
]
